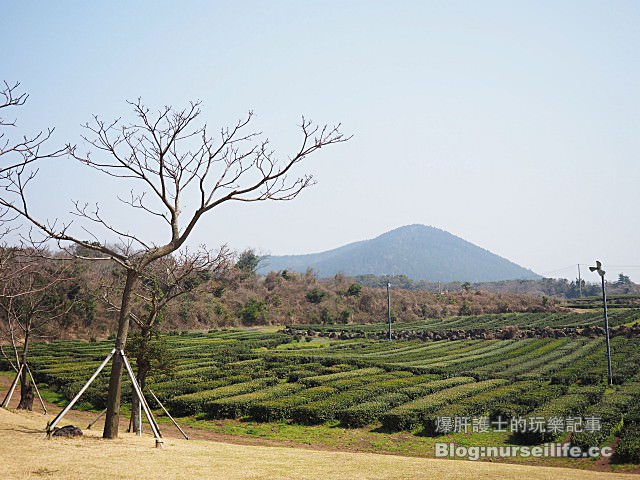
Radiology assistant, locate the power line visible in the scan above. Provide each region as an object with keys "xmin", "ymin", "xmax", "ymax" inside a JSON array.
[
  {"xmin": 541, "ymin": 264, "xmax": 640, "ymax": 277},
  {"xmin": 539, "ymin": 265, "xmax": 579, "ymax": 276}
]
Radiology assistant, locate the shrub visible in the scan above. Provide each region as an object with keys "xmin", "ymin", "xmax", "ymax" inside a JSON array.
[
  {"xmin": 290, "ymin": 387, "xmax": 379, "ymax": 425},
  {"xmin": 339, "ymin": 393, "xmax": 409, "ymax": 428},
  {"xmin": 491, "ymin": 402, "xmax": 527, "ymax": 420},
  {"xmin": 320, "ymin": 371, "xmax": 410, "ymax": 392},
  {"xmin": 512, "ymin": 393, "xmax": 592, "ymax": 444},
  {"xmin": 421, "ymin": 381, "xmax": 544, "ymax": 434},
  {"xmin": 288, "ymin": 373, "xmax": 427, "ymax": 426},
  {"xmin": 306, "ymin": 288, "xmax": 327, "ymax": 304},
  {"xmin": 205, "ymin": 383, "xmax": 304, "ymax": 419},
  {"xmin": 379, "ymin": 378, "xmax": 498, "ymax": 432},
  {"xmin": 249, "ymin": 386, "xmax": 336, "ymax": 422},
  {"xmin": 615, "ymin": 424, "xmax": 640, "ymax": 463},
  {"xmin": 346, "ymin": 283, "xmax": 362, "ymax": 297},
  {"xmin": 570, "ymin": 385, "xmax": 606, "ymax": 404},
  {"xmin": 151, "ymin": 375, "xmax": 250, "ymax": 399},
  {"xmin": 401, "ymin": 377, "xmax": 474, "ymax": 400},
  {"xmin": 300, "ymin": 367, "xmax": 384, "ymax": 388},
  {"xmin": 168, "ymin": 377, "xmax": 277, "ymax": 416},
  {"xmin": 516, "ymin": 383, "xmax": 568, "ymax": 408},
  {"xmin": 239, "ymin": 298, "xmax": 269, "ymax": 325},
  {"xmin": 339, "ymin": 309, "xmax": 352, "ymax": 324}
]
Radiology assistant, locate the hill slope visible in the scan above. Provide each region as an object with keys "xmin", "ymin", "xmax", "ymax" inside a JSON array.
[{"xmin": 260, "ymin": 224, "xmax": 540, "ymax": 282}]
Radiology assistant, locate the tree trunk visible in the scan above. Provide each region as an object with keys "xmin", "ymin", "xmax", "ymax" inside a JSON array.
[
  {"xmin": 103, "ymin": 269, "xmax": 138, "ymax": 439},
  {"xmin": 16, "ymin": 366, "xmax": 33, "ymax": 410},
  {"xmin": 16, "ymin": 330, "xmax": 33, "ymax": 410}
]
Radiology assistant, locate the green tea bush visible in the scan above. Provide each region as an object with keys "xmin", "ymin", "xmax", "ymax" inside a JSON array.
[
  {"xmin": 615, "ymin": 424, "xmax": 640, "ymax": 463},
  {"xmin": 512, "ymin": 393, "xmax": 592, "ymax": 444},
  {"xmin": 299, "ymin": 367, "xmax": 384, "ymax": 387},
  {"xmin": 205, "ymin": 382, "xmax": 304, "ymax": 419},
  {"xmin": 168, "ymin": 377, "xmax": 277, "ymax": 416},
  {"xmin": 339, "ymin": 392, "xmax": 410, "ymax": 428},
  {"xmin": 249, "ymin": 386, "xmax": 337, "ymax": 422},
  {"xmin": 401, "ymin": 377, "xmax": 474, "ymax": 401},
  {"xmin": 380, "ymin": 379, "xmax": 505, "ymax": 432},
  {"xmin": 422, "ymin": 381, "xmax": 542, "ymax": 435}
]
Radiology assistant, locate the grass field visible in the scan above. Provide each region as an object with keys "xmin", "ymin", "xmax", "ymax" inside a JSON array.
[{"xmin": 2, "ymin": 408, "xmax": 639, "ymax": 480}]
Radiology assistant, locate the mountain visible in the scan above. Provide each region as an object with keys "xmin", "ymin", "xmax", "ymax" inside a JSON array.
[{"xmin": 259, "ymin": 224, "xmax": 541, "ymax": 282}]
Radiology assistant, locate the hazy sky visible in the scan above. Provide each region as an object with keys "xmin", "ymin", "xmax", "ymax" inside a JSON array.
[{"xmin": 2, "ymin": 1, "xmax": 639, "ymax": 282}]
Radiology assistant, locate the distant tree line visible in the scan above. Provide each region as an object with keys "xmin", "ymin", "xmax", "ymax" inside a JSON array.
[{"xmin": 353, "ymin": 274, "xmax": 640, "ymax": 298}]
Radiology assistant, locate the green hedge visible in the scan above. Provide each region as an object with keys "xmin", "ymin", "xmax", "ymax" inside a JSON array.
[
  {"xmin": 335, "ymin": 374, "xmax": 439, "ymax": 428},
  {"xmin": 289, "ymin": 387, "xmax": 376, "ymax": 425},
  {"xmin": 380, "ymin": 378, "xmax": 504, "ymax": 432},
  {"xmin": 400, "ymin": 377, "xmax": 474, "ymax": 401},
  {"xmin": 168, "ymin": 377, "xmax": 278, "ymax": 416},
  {"xmin": 299, "ymin": 367, "xmax": 384, "ymax": 387},
  {"xmin": 421, "ymin": 381, "xmax": 543, "ymax": 435},
  {"xmin": 289, "ymin": 374, "xmax": 431, "ymax": 425},
  {"xmin": 570, "ymin": 385, "xmax": 606, "ymax": 404},
  {"xmin": 512, "ymin": 393, "xmax": 592, "ymax": 444},
  {"xmin": 339, "ymin": 393, "xmax": 410, "ymax": 428},
  {"xmin": 615, "ymin": 424, "xmax": 640, "ymax": 463},
  {"xmin": 150, "ymin": 375, "xmax": 253, "ymax": 400},
  {"xmin": 249, "ymin": 386, "xmax": 337, "ymax": 422},
  {"xmin": 204, "ymin": 382, "xmax": 304, "ymax": 419}
]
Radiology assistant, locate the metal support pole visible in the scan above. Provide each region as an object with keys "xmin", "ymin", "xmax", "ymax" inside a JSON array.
[
  {"xmin": 148, "ymin": 388, "xmax": 190, "ymax": 440},
  {"xmin": 1, "ymin": 363, "xmax": 24, "ymax": 408},
  {"xmin": 26, "ymin": 364, "xmax": 47, "ymax": 414},
  {"xmin": 601, "ymin": 276, "xmax": 613, "ymax": 385},
  {"xmin": 120, "ymin": 350, "xmax": 163, "ymax": 448},
  {"xmin": 87, "ymin": 408, "xmax": 107, "ymax": 430},
  {"xmin": 45, "ymin": 349, "xmax": 116, "ymax": 437},
  {"xmin": 137, "ymin": 398, "xmax": 142, "ymax": 436},
  {"xmin": 387, "ymin": 282, "xmax": 392, "ymax": 342}
]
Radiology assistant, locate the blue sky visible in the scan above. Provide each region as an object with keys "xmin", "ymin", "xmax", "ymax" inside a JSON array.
[{"xmin": 2, "ymin": 1, "xmax": 639, "ymax": 282}]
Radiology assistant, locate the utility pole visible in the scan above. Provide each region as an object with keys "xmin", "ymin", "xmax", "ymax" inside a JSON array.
[
  {"xmin": 387, "ymin": 282, "xmax": 392, "ymax": 341},
  {"xmin": 577, "ymin": 264, "xmax": 582, "ymax": 298},
  {"xmin": 589, "ymin": 261, "xmax": 613, "ymax": 385}
]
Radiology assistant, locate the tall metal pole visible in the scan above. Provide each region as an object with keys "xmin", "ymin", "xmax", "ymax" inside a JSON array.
[
  {"xmin": 600, "ymin": 275, "xmax": 613, "ymax": 385},
  {"xmin": 387, "ymin": 282, "xmax": 392, "ymax": 341},
  {"xmin": 578, "ymin": 264, "xmax": 582, "ymax": 298}
]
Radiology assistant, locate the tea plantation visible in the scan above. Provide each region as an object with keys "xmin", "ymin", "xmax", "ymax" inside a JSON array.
[{"xmin": 3, "ymin": 311, "xmax": 640, "ymax": 464}]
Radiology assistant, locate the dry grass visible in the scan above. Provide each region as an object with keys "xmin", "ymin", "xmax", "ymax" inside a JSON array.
[{"xmin": 1, "ymin": 409, "xmax": 639, "ymax": 480}]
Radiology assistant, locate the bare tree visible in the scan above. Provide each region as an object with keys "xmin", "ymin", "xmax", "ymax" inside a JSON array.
[
  {"xmin": 0, "ymin": 98, "xmax": 348, "ymax": 438},
  {"xmin": 0, "ymin": 81, "xmax": 64, "ymax": 241},
  {"xmin": 102, "ymin": 246, "xmax": 232, "ymax": 432},
  {"xmin": 0, "ymin": 81, "xmax": 65, "ymax": 175},
  {"xmin": 0, "ymin": 248, "xmax": 73, "ymax": 410}
]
